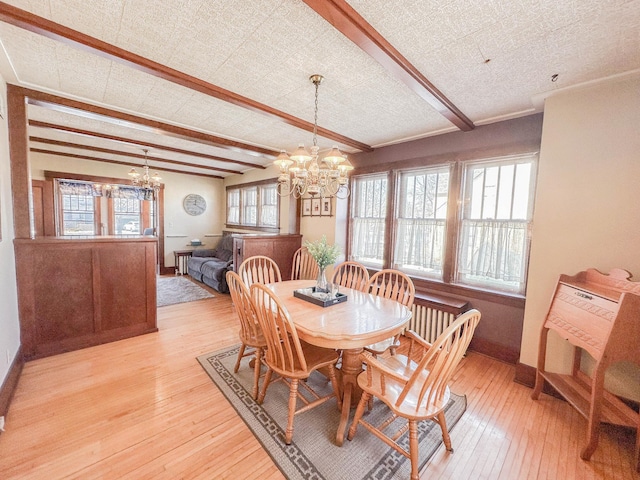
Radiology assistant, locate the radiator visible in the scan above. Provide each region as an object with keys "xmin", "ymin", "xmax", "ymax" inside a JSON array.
[{"xmin": 409, "ymin": 304, "xmax": 457, "ymax": 343}]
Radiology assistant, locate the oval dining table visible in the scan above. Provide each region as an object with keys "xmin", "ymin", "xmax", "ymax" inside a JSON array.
[{"xmin": 266, "ymin": 279, "xmax": 412, "ymax": 446}]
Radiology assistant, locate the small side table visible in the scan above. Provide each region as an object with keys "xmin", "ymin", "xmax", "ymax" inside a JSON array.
[{"xmin": 173, "ymin": 249, "xmax": 193, "ymax": 275}]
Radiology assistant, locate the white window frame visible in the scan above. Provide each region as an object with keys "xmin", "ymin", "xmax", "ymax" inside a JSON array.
[
  {"xmin": 393, "ymin": 165, "xmax": 450, "ymax": 280},
  {"xmin": 456, "ymin": 155, "xmax": 537, "ymax": 294},
  {"xmin": 349, "ymin": 173, "xmax": 388, "ymax": 268},
  {"xmin": 226, "ymin": 180, "xmax": 280, "ymax": 232}
]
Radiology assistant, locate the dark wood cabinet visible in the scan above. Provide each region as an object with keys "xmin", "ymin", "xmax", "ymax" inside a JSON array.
[
  {"xmin": 14, "ymin": 236, "xmax": 158, "ymax": 360},
  {"xmin": 232, "ymin": 234, "xmax": 302, "ymax": 281}
]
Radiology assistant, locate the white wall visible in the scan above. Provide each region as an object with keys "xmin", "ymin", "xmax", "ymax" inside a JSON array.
[
  {"xmin": 521, "ymin": 73, "xmax": 640, "ymax": 399},
  {"xmin": 0, "ymin": 76, "xmax": 21, "ymax": 386},
  {"xmin": 29, "ymin": 153, "xmax": 225, "ymax": 267}
]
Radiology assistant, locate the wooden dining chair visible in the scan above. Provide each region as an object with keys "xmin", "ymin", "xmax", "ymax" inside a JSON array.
[
  {"xmin": 291, "ymin": 246, "xmax": 319, "ymax": 281},
  {"xmin": 348, "ymin": 309, "xmax": 481, "ymax": 480},
  {"xmin": 237, "ymin": 255, "xmax": 282, "ymax": 287},
  {"xmin": 364, "ymin": 269, "xmax": 415, "ymax": 356},
  {"xmin": 226, "ymin": 271, "xmax": 267, "ymax": 400},
  {"xmin": 250, "ymin": 283, "xmax": 342, "ymax": 445},
  {"xmin": 332, "ymin": 261, "xmax": 369, "ymax": 291}
]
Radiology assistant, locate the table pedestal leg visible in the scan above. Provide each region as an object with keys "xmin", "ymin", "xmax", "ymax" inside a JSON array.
[{"xmin": 336, "ymin": 347, "xmax": 363, "ymax": 446}]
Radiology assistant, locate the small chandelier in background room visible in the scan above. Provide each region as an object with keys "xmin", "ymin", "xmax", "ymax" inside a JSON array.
[
  {"xmin": 274, "ymin": 74, "xmax": 353, "ymax": 199},
  {"xmin": 128, "ymin": 149, "xmax": 162, "ymax": 193}
]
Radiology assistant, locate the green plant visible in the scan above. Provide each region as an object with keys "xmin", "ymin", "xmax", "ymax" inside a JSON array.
[{"xmin": 304, "ymin": 236, "xmax": 341, "ymax": 270}]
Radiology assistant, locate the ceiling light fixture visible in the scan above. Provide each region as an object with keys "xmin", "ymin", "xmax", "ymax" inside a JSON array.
[
  {"xmin": 128, "ymin": 148, "xmax": 162, "ymax": 193},
  {"xmin": 274, "ymin": 74, "xmax": 353, "ymax": 199}
]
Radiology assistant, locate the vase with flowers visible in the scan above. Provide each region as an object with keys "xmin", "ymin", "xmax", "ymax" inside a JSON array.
[{"xmin": 304, "ymin": 235, "xmax": 341, "ymax": 293}]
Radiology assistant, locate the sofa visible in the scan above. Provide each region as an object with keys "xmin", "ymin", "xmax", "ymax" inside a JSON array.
[{"xmin": 187, "ymin": 234, "xmax": 234, "ymax": 293}]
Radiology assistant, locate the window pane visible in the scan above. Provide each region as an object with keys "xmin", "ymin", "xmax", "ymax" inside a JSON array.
[
  {"xmin": 242, "ymin": 187, "xmax": 257, "ymax": 226},
  {"xmin": 350, "ymin": 175, "xmax": 387, "ymax": 267},
  {"xmin": 227, "ymin": 190, "xmax": 240, "ymax": 224},
  {"xmin": 259, "ymin": 185, "xmax": 278, "ymax": 227},
  {"xmin": 458, "ymin": 156, "xmax": 536, "ymax": 293},
  {"xmin": 393, "ymin": 167, "xmax": 449, "ymax": 278},
  {"xmin": 114, "ymin": 197, "xmax": 141, "ymax": 234},
  {"xmin": 62, "ymin": 193, "xmax": 95, "ymax": 236}
]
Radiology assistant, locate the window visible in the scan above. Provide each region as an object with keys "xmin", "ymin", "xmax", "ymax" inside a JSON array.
[
  {"xmin": 393, "ymin": 166, "xmax": 449, "ymax": 279},
  {"xmin": 227, "ymin": 190, "xmax": 240, "ymax": 224},
  {"xmin": 350, "ymin": 174, "xmax": 387, "ymax": 268},
  {"xmin": 226, "ymin": 180, "xmax": 280, "ymax": 231},
  {"xmin": 114, "ymin": 198, "xmax": 141, "ymax": 234},
  {"xmin": 242, "ymin": 187, "xmax": 258, "ymax": 226},
  {"xmin": 348, "ymin": 154, "xmax": 537, "ymax": 295},
  {"xmin": 457, "ymin": 156, "xmax": 536, "ymax": 293},
  {"xmin": 61, "ymin": 192, "xmax": 96, "ymax": 236}
]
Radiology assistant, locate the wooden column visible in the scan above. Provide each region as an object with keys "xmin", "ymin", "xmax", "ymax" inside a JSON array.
[{"xmin": 7, "ymin": 84, "xmax": 31, "ymax": 239}]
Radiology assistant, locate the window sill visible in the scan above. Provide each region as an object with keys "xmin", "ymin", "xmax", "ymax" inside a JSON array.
[
  {"xmin": 412, "ymin": 277, "xmax": 525, "ymax": 308},
  {"xmin": 224, "ymin": 224, "xmax": 280, "ymax": 234},
  {"xmin": 364, "ymin": 268, "xmax": 526, "ymax": 308}
]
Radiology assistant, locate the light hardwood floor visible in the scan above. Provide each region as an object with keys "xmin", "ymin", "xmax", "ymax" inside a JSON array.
[{"xmin": 0, "ymin": 284, "xmax": 637, "ymax": 479}]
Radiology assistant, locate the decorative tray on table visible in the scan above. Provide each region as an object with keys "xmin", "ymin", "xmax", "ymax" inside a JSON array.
[{"xmin": 293, "ymin": 287, "xmax": 347, "ymax": 308}]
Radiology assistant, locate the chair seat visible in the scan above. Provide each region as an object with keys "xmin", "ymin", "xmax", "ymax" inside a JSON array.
[
  {"xmin": 268, "ymin": 340, "xmax": 340, "ymax": 379},
  {"xmin": 357, "ymin": 357, "xmax": 450, "ymax": 420},
  {"xmin": 369, "ymin": 353, "xmax": 419, "ymax": 378}
]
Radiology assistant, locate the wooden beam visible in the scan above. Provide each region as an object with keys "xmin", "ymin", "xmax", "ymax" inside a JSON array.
[
  {"xmin": 16, "ymin": 86, "xmax": 277, "ymax": 158},
  {"xmin": 29, "ymin": 137, "xmax": 243, "ymax": 175},
  {"xmin": 30, "ymin": 148, "xmax": 224, "ymax": 179},
  {"xmin": 0, "ymin": 1, "xmax": 372, "ymax": 152},
  {"xmin": 29, "ymin": 120, "xmax": 265, "ymax": 170},
  {"xmin": 302, "ymin": 0, "xmax": 475, "ymax": 131}
]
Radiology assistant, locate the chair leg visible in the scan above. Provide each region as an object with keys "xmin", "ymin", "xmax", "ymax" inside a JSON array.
[
  {"xmin": 257, "ymin": 368, "xmax": 272, "ymax": 405},
  {"xmin": 408, "ymin": 420, "xmax": 420, "ymax": 480},
  {"xmin": 251, "ymin": 347, "xmax": 263, "ymax": 400},
  {"xmin": 436, "ymin": 411, "xmax": 453, "ymax": 452},
  {"xmin": 347, "ymin": 392, "xmax": 370, "ymax": 441},
  {"xmin": 234, "ymin": 344, "xmax": 246, "ymax": 373},
  {"xmin": 285, "ymin": 379, "xmax": 299, "ymax": 445}
]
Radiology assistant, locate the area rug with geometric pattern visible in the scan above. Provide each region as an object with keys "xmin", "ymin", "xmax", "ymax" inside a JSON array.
[
  {"xmin": 157, "ymin": 276, "xmax": 214, "ymax": 307},
  {"xmin": 197, "ymin": 345, "xmax": 466, "ymax": 480}
]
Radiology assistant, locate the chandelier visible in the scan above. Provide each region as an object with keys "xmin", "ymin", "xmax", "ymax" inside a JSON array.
[
  {"xmin": 128, "ymin": 149, "xmax": 162, "ymax": 193},
  {"xmin": 274, "ymin": 74, "xmax": 353, "ymax": 199}
]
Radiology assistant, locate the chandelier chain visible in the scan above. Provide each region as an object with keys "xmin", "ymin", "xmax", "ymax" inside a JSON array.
[
  {"xmin": 273, "ymin": 74, "xmax": 353, "ymax": 199},
  {"xmin": 313, "ymin": 78, "xmax": 319, "ymax": 147}
]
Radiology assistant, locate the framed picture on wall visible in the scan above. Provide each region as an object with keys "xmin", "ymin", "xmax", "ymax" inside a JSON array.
[
  {"xmin": 311, "ymin": 198, "xmax": 321, "ymax": 216},
  {"xmin": 321, "ymin": 197, "xmax": 332, "ymax": 216},
  {"xmin": 302, "ymin": 198, "xmax": 312, "ymax": 216}
]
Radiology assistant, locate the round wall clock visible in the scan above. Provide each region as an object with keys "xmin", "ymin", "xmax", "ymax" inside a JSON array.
[{"xmin": 183, "ymin": 194, "xmax": 207, "ymax": 216}]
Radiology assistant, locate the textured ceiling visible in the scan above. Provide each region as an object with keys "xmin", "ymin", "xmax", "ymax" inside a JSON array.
[{"xmin": 0, "ymin": 0, "xmax": 638, "ymax": 178}]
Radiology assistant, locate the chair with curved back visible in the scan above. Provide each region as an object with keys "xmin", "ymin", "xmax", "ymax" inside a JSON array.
[
  {"xmin": 348, "ymin": 309, "xmax": 482, "ymax": 480},
  {"xmin": 237, "ymin": 255, "xmax": 282, "ymax": 287},
  {"xmin": 332, "ymin": 261, "xmax": 369, "ymax": 292},
  {"xmin": 364, "ymin": 269, "xmax": 415, "ymax": 356},
  {"xmin": 291, "ymin": 246, "xmax": 319, "ymax": 281},
  {"xmin": 250, "ymin": 282, "xmax": 342, "ymax": 445},
  {"xmin": 226, "ymin": 271, "xmax": 267, "ymax": 400}
]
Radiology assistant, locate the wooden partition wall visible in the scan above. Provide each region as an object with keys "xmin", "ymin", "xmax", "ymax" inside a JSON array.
[{"xmin": 14, "ymin": 236, "xmax": 158, "ymax": 360}]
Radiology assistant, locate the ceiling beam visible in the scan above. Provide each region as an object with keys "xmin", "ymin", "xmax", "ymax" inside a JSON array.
[
  {"xmin": 16, "ymin": 86, "xmax": 277, "ymax": 158},
  {"xmin": 29, "ymin": 137, "xmax": 243, "ymax": 175},
  {"xmin": 28, "ymin": 120, "xmax": 263, "ymax": 170},
  {"xmin": 0, "ymin": 2, "xmax": 372, "ymax": 152},
  {"xmin": 30, "ymin": 148, "xmax": 224, "ymax": 179},
  {"xmin": 302, "ymin": 0, "xmax": 475, "ymax": 131}
]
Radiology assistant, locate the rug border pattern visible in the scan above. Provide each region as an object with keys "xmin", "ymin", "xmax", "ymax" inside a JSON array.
[{"xmin": 198, "ymin": 346, "xmax": 467, "ymax": 480}]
